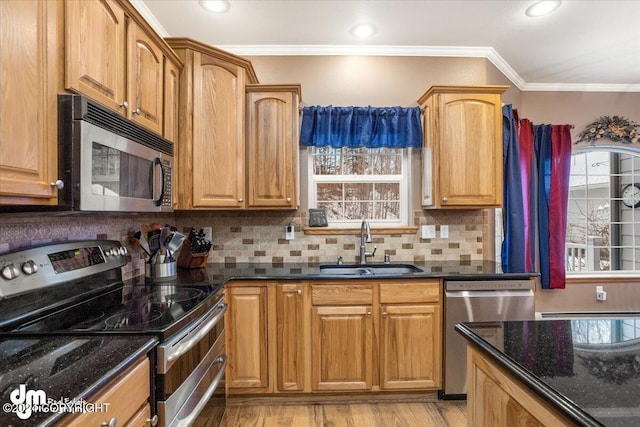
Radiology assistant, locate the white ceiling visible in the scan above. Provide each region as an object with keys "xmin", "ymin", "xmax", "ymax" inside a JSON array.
[{"xmin": 134, "ymin": 0, "xmax": 640, "ymax": 92}]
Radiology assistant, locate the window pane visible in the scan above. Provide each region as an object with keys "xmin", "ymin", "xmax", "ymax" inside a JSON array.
[
  {"xmin": 373, "ymin": 150, "xmax": 402, "ymax": 175},
  {"xmin": 345, "ymin": 183, "xmax": 373, "ymax": 201},
  {"xmin": 317, "ymin": 183, "xmax": 343, "ymax": 201},
  {"xmin": 374, "ymin": 201, "xmax": 400, "ymax": 220},
  {"xmin": 375, "ymin": 183, "xmax": 400, "ymax": 201},
  {"xmin": 318, "ymin": 201, "xmax": 342, "ymax": 220}
]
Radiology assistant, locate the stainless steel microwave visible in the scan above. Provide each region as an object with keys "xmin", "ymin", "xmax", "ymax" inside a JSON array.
[{"xmin": 58, "ymin": 94, "xmax": 173, "ymax": 212}]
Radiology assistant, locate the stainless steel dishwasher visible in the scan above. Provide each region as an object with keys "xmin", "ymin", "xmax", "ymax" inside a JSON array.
[{"xmin": 441, "ymin": 279, "xmax": 535, "ymax": 399}]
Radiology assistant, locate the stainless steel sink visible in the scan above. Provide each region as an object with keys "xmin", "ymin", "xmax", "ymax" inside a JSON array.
[{"xmin": 319, "ymin": 264, "xmax": 423, "ymax": 276}]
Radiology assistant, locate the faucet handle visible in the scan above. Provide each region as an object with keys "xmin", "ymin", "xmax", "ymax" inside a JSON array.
[
  {"xmin": 337, "ymin": 255, "xmax": 343, "ymax": 265},
  {"xmin": 371, "ymin": 246, "xmax": 377, "ymax": 257}
]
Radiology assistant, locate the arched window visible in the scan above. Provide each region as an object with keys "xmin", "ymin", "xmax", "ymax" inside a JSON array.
[{"xmin": 567, "ymin": 147, "xmax": 640, "ymax": 273}]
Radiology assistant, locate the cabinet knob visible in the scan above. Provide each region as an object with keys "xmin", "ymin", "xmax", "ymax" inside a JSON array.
[
  {"xmin": 100, "ymin": 417, "xmax": 117, "ymax": 427},
  {"xmin": 146, "ymin": 415, "xmax": 159, "ymax": 426},
  {"xmin": 238, "ymin": 198, "xmax": 243, "ymax": 203},
  {"xmin": 133, "ymin": 108, "xmax": 141, "ymax": 115},
  {"xmin": 120, "ymin": 101, "xmax": 129, "ymax": 109},
  {"xmin": 286, "ymin": 197, "xmax": 292, "ymax": 203},
  {"xmin": 50, "ymin": 180, "xmax": 64, "ymax": 190},
  {"xmin": 296, "ymin": 289, "xmax": 302, "ymax": 296},
  {"xmin": 442, "ymin": 197, "xmax": 448, "ymax": 203},
  {"xmin": 382, "ymin": 311, "xmax": 387, "ymax": 318},
  {"xmin": 367, "ymin": 311, "xmax": 372, "ymax": 317}
]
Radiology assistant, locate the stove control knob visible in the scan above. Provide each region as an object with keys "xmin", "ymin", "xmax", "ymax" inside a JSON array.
[
  {"xmin": 1, "ymin": 264, "xmax": 20, "ymax": 280},
  {"xmin": 21, "ymin": 260, "xmax": 38, "ymax": 275},
  {"xmin": 118, "ymin": 246, "xmax": 127, "ymax": 256}
]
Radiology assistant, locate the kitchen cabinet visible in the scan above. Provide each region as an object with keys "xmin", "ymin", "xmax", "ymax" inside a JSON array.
[
  {"xmin": 275, "ymin": 283, "xmax": 308, "ymax": 391},
  {"xmin": 166, "ymin": 38, "xmax": 259, "ymax": 209},
  {"xmin": 226, "ymin": 284, "xmax": 271, "ymax": 392},
  {"xmin": 0, "ymin": 0, "xmax": 61, "ymax": 206},
  {"xmin": 60, "ymin": 356, "xmax": 152, "ymax": 426},
  {"xmin": 468, "ymin": 345, "xmax": 577, "ymax": 427},
  {"xmin": 379, "ymin": 282, "xmax": 441, "ymax": 389},
  {"xmin": 65, "ymin": 0, "xmax": 181, "ymax": 136},
  {"xmin": 418, "ymin": 85, "xmax": 508, "ymax": 209},
  {"xmin": 310, "ymin": 284, "xmax": 374, "ymax": 391},
  {"xmin": 246, "ymin": 85, "xmax": 301, "ymax": 209}
]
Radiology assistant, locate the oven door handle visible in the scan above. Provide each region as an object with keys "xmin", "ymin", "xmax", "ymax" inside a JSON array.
[
  {"xmin": 162, "ymin": 302, "xmax": 227, "ymax": 369},
  {"xmin": 175, "ymin": 355, "xmax": 227, "ymax": 427}
]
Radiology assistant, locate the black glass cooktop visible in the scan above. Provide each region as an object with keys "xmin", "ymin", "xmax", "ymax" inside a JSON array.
[{"xmin": 12, "ymin": 283, "xmax": 222, "ymax": 341}]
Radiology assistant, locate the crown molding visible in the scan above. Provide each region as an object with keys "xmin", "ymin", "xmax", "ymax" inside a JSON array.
[{"xmin": 125, "ymin": 6, "xmax": 640, "ymax": 94}]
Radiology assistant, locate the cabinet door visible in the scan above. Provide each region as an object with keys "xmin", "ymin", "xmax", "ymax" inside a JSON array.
[
  {"xmin": 192, "ymin": 53, "xmax": 245, "ymax": 208},
  {"xmin": 226, "ymin": 286, "xmax": 269, "ymax": 391},
  {"xmin": 0, "ymin": 0, "xmax": 59, "ymax": 204},
  {"xmin": 276, "ymin": 283, "xmax": 306, "ymax": 391},
  {"xmin": 127, "ymin": 21, "xmax": 163, "ymax": 134},
  {"xmin": 380, "ymin": 304, "xmax": 441, "ymax": 389},
  {"xmin": 163, "ymin": 58, "xmax": 180, "ymax": 143},
  {"xmin": 65, "ymin": 0, "xmax": 126, "ymax": 113},
  {"xmin": 437, "ymin": 93, "xmax": 502, "ymax": 207},
  {"xmin": 246, "ymin": 91, "xmax": 298, "ymax": 208},
  {"xmin": 311, "ymin": 305, "xmax": 372, "ymax": 391}
]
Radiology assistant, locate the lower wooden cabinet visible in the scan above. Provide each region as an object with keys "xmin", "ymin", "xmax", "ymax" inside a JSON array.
[
  {"xmin": 226, "ymin": 285, "xmax": 270, "ymax": 392},
  {"xmin": 60, "ymin": 357, "xmax": 151, "ymax": 427},
  {"xmin": 467, "ymin": 345, "xmax": 577, "ymax": 427},
  {"xmin": 225, "ymin": 279, "xmax": 442, "ymax": 396}
]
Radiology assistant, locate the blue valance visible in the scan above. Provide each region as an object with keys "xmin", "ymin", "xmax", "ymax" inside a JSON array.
[{"xmin": 299, "ymin": 106, "xmax": 423, "ymax": 148}]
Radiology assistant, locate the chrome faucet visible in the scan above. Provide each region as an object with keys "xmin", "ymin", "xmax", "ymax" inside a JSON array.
[{"xmin": 359, "ymin": 219, "xmax": 376, "ymax": 264}]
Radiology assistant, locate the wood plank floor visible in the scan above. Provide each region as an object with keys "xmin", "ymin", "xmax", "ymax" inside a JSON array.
[{"xmin": 220, "ymin": 401, "xmax": 467, "ymax": 427}]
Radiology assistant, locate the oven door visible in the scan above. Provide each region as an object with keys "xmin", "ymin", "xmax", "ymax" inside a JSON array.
[{"xmin": 157, "ymin": 300, "xmax": 226, "ymax": 427}]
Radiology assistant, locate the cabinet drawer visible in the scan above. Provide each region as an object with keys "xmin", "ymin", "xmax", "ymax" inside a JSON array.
[
  {"xmin": 61, "ymin": 357, "xmax": 150, "ymax": 427},
  {"xmin": 312, "ymin": 284, "xmax": 374, "ymax": 305},
  {"xmin": 379, "ymin": 281, "xmax": 440, "ymax": 304}
]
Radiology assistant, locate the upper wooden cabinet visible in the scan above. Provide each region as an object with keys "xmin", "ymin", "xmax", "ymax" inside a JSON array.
[
  {"xmin": 418, "ymin": 85, "xmax": 508, "ymax": 209},
  {"xmin": 0, "ymin": 0, "xmax": 61, "ymax": 206},
  {"xmin": 166, "ymin": 38, "xmax": 258, "ymax": 210},
  {"xmin": 65, "ymin": 0, "xmax": 181, "ymax": 136},
  {"xmin": 246, "ymin": 85, "xmax": 301, "ymax": 209}
]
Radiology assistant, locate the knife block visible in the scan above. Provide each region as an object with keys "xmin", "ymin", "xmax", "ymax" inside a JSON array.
[{"xmin": 177, "ymin": 242, "xmax": 209, "ymax": 269}]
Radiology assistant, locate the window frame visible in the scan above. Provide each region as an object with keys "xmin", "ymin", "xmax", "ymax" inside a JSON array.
[{"xmin": 307, "ymin": 147, "xmax": 412, "ymax": 228}]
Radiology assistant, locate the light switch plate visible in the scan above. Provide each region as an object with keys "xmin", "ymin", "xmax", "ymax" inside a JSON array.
[
  {"xmin": 421, "ymin": 225, "xmax": 436, "ymax": 239},
  {"xmin": 440, "ymin": 225, "xmax": 449, "ymax": 239}
]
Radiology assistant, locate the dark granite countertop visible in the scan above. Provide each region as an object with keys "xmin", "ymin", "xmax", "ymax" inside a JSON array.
[
  {"xmin": 166, "ymin": 261, "xmax": 538, "ymax": 286},
  {"xmin": 456, "ymin": 319, "xmax": 640, "ymax": 427},
  {"xmin": 0, "ymin": 335, "xmax": 157, "ymax": 427}
]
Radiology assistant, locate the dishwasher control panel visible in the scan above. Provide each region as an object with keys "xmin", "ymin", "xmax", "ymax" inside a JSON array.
[{"xmin": 444, "ymin": 279, "xmax": 535, "ymax": 291}]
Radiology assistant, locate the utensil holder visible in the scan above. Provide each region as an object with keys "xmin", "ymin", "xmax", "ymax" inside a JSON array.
[{"xmin": 145, "ymin": 260, "xmax": 177, "ymax": 282}]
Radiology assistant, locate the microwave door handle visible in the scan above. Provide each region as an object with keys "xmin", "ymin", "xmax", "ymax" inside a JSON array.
[{"xmin": 150, "ymin": 157, "xmax": 165, "ymax": 206}]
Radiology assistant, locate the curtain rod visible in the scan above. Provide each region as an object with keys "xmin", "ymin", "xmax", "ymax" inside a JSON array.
[{"xmin": 298, "ymin": 107, "xmax": 426, "ymax": 113}]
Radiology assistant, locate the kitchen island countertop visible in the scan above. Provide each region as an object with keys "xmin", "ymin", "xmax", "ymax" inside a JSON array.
[{"xmin": 457, "ymin": 318, "xmax": 640, "ymax": 427}]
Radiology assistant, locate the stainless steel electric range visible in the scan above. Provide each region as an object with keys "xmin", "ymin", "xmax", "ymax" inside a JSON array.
[{"xmin": 0, "ymin": 240, "xmax": 226, "ymax": 427}]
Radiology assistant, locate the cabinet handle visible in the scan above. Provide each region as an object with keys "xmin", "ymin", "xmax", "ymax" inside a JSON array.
[
  {"xmin": 133, "ymin": 108, "xmax": 141, "ymax": 115},
  {"xmin": 50, "ymin": 180, "xmax": 64, "ymax": 190},
  {"xmin": 296, "ymin": 289, "xmax": 302, "ymax": 296},
  {"xmin": 442, "ymin": 197, "xmax": 448, "ymax": 203},
  {"xmin": 238, "ymin": 198, "xmax": 244, "ymax": 203},
  {"xmin": 120, "ymin": 101, "xmax": 129, "ymax": 109},
  {"xmin": 146, "ymin": 415, "xmax": 159, "ymax": 426},
  {"xmin": 286, "ymin": 197, "xmax": 292, "ymax": 203},
  {"xmin": 100, "ymin": 417, "xmax": 117, "ymax": 427}
]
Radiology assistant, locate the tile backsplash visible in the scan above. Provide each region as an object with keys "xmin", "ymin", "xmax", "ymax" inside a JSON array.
[{"xmin": 1, "ymin": 209, "xmax": 489, "ymax": 280}]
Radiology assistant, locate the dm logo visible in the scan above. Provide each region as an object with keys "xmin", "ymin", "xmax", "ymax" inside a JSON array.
[{"xmin": 10, "ymin": 384, "xmax": 47, "ymax": 419}]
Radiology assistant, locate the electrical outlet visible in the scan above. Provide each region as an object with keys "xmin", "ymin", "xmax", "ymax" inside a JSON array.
[
  {"xmin": 440, "ymin": 225, "xmax": 449, "ymax": 239},
  {"xmin": 596, "ymin": 285, "xmax": 607, "ymax": 301},
  {"xmin": 421, "ymin": 225, "xmax": 436, "ymax": 239},
  {"xmin": 285, "ymin": 225, "xmax": 295, "ymax": 240}
]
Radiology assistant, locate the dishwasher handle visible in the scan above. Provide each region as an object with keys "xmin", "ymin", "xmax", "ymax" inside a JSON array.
[{"xmin": 445, "ymin": 289, "xmax": 535, "ymax": 298}]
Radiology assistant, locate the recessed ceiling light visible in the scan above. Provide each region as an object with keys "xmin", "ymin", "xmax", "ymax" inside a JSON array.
[
  {"xmin": 350, "ymin": 23, "xmax": 376, "ymax": 38},
  {"xmin": 525, "ymin": 0, "xmax": 562, "ymax": 17},
  {"xmin": 199, "ymin": 0, "xmax": 230, "ymax": 13}
]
